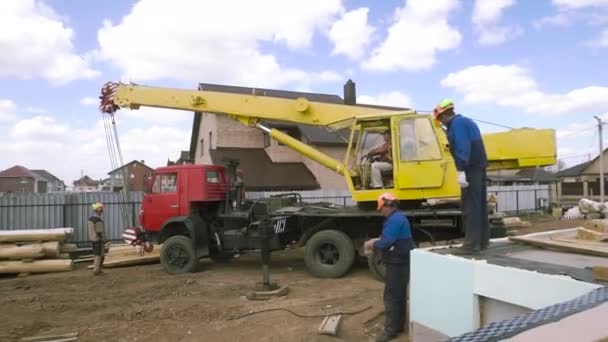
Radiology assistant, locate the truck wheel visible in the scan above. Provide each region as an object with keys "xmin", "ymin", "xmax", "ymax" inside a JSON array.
[
  {"xmin": 367, "ymin": 252, "xmax": 386, "ymax": 282},
  {"xmin": 160, "ymin": 235, "xmax": 198, "ymax": 274},
  {"xmin": 304, "ymin": 230, "xmax": 355, "ymax": 278}
]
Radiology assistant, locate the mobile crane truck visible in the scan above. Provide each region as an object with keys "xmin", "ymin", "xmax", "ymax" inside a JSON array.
[{"xmin": 99, "ymin": 81, "xmax": 556, "ymax": 281}]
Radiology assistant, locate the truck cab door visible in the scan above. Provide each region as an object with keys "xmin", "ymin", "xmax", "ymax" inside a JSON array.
[
  {"xmin": 392, "ymin": 116, "xmax": 446, "ymax": 189},
  {"xmin": 144, "ymin": 172, "xmax": 181, "ymax": 230}
]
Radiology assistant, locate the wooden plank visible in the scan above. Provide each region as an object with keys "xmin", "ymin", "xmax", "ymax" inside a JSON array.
[
  {"xmin": 509, "ymin": 234, "xmax": 608, "ymax": 257},
  {"xmin": 19, "ymin": 332, "xmax": 78, "ymax": 342},
  {"xmin": 592, "ymin": 266, "xmax": 608, "ymax": 282},
  {"xmin": 576, "ymin": 228, "xmax": 608, "ymax": 241},
  {"xmin": 318, "ymin": 315, "xmax": 342, "ymax": 336},
  {"xmin": 0, "ymin": 228, "xmax": 73, "ymax": 243},
  {"xmin": 583, "ymin": 220, "xmax": 608, "ymax": 233},
  {"xmin": 550, "ymin": 236, "xmax": 608, "ymax": 248}
]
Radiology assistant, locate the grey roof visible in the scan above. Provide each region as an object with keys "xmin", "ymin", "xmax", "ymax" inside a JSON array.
[
  {"xmin": 108, "ymin": 160, "xmax": 154, "ymax": 175},
  {"xmin": 556, "ymin": 161, "xmax": 593, "ymax": 177},
  {"xmin": 515, "ymin": 168, "xmax": 559, "ymax": 182},
  {"xmin": 31, "ymin": 169, "xmax": 62, "ymax": 182}
]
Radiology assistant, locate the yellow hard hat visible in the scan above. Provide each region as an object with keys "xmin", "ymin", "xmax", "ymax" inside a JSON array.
[{"xmin": 92, "ymin": 202, "xmax": 104, "ymax": 211}]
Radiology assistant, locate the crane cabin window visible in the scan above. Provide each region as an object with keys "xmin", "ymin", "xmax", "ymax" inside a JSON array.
[
  {"xmin": 152, "ymin": 173, "xmax": 178, "ymax": 193},
  {"xmin": 399, "ymin": 118, "xmax": 441, "ymax": 161}
]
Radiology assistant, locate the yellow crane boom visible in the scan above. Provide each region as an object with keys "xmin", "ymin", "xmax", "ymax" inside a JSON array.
[{"xmin": 99, "ymin": 81, "xmax": 556, "ymax": 204}]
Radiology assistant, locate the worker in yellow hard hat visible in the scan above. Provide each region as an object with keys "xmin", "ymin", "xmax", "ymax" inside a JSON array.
[
  {"xmin": 88, "ymin": 202, "xmax": 106, "ymax": 275},
  {"xmin": 364, "ymin": 193, "xmax": 414, "ymax": 342},
  {"xmin": 434, "ymin": 98, "xmax": 490, "ymax": 255}
]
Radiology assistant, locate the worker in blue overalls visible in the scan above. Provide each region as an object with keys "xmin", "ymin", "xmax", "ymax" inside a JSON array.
[
  {"xmin": 434, "ymin": 98, "xmax": 490, "ymax": 255},
  {"xmin": 364, "ymin": 192, "xmax": 414, "ymax": 342}
]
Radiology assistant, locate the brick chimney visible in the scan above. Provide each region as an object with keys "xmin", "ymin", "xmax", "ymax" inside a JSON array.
[{"xmin": 343, "ymin": 79, "xmax": 356, "ymax": 105}]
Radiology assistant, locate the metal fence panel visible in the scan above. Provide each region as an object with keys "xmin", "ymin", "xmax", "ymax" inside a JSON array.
[{"xmin": 0, "ymin": 192, "xmax": 143, "ymax": 242}]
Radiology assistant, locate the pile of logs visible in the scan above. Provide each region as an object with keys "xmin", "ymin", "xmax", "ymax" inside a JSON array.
[{"xmin": 0, "ymin": 228, "xmax": 75, "ymax": 275}]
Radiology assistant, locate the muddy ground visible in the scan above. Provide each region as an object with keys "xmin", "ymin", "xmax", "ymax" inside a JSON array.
[{"xmin": 0, "ymin": 216, "xmax": 587, "ymax": 342}]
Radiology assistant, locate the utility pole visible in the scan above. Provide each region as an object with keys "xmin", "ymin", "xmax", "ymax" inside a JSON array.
[{"xmin": 594, "ymin": 116, "xmax": 604, "ymax": 203}]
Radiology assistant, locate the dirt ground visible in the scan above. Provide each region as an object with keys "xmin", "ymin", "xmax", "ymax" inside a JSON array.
[{"xmin": 0, "ymin": 215, "xmax": 589, "ymax": 342}]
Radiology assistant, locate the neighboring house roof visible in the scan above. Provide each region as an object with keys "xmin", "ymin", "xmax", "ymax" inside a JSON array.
[
  {"xmin": 30, "ymin": 169, "xmax": 62, "ymax": 183},
  {"xmin": 73, "ymin": 175, "xmax": 99, "ymax": 186},
  {"xmin": 556, "ymin": 161, "xmax": 593, "ymax": 177},
  {"xmin": 0, "ymin": 165, "xmax": 40, "ymax": 179},
  {"xmin": 209, "ymin": 147, "xmax": 320, "ymax": 191},
  {"xmin": 108, "ymin": 160, "xmax": 154, "ymax": 175},
  {"xmin": 515, "ymin": 168, "xmax": 559, "ymax": 182}
]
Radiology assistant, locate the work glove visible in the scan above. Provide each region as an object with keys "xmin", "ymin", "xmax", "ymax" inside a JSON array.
[{"xmin": 458, "ymin": 171, "xmax": 469, "ymax": 188}]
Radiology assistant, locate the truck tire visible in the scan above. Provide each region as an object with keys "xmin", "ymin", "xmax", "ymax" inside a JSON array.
[
  {"xmin": 160, "ymin": 235, "xmax": 198, "ymax": 274},
  {"xmin": 367, "ymin": 252, "xmax": 386, "ymax": 282},
  {"xmin": 304, "ymin": 230, "xmax": 355, "ymax": 278}
]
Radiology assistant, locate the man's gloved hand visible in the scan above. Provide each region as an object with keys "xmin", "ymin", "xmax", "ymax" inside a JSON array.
[{"xmin": 458, "ymin": 171, "xmax": 469, "ymax": 188}]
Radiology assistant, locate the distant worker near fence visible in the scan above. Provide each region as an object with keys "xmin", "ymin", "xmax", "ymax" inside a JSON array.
[{"xmin": 88, "ymin": 202, "xmax": 106, "ymax": 275}]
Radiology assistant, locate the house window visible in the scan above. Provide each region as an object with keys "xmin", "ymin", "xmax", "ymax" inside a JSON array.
[
  {"xmin": 209, "ymin": 131, "xmax": 213, "ymax": 150},
  {"xmin": 200, "ymin": 138, "xmax": 204, "ymax": 156},
  {"xmin": 152, "ymin": 173, "xmax": 178, "ymax": 193}
]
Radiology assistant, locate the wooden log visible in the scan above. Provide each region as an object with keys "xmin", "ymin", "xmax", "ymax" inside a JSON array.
[
  {"xmin": 41, "ymin": 241, "xmax": 61, "ymax": 258},
  {"xmin": 0, "ymin": 244, "xmax": 45, "ymax": 260},
  {"xmin": 60, "ymin": 243, "xmax": 78, "ymax": 253},
  {"xmin": 0, "ymin": 228, "xmax": 74, "ymax": 243},
  {"xmin": 0, "ymin": 259, "xmax": 73, "ymax": 274}
]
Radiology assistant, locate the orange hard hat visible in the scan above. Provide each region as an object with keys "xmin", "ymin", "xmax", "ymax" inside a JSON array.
[
  {"xmin": 433, "ymin": 98, "xmax": 455, "ymax": 120},
  {"xmin": 377, "ymin": 192, "xmax": 398, "ymax": 210}
]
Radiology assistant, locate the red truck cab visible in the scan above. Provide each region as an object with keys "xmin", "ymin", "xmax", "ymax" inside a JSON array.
[{"xmin": 139, "ymin": 164, "xmax": 243, "ymax": 233}]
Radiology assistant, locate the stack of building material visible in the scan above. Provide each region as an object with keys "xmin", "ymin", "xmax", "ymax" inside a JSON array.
[
  {"xmin": 0, "ymin": 228, "xmax": 75, "ymax": 274},
  {"xmin": 86, "ymin": 243, "xmax": 161, "ymax": 269}
]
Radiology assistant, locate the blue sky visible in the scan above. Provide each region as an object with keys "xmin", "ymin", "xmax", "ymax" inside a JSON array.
[{"xmin": 1, "ymin": 0, "xmax": 608, "ymax": 185}]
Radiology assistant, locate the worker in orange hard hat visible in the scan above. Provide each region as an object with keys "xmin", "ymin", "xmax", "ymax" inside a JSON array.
[
  {"xmin": 88, "ymin": 202, "xmax": 106, "ymax": 275},
  {"xmin": 364, "ymin": 193, "xmax": 414, "ymax": 342},
  {"xmin": 434, "ymin": 98, "xmax": 490, "ymax": 255}
]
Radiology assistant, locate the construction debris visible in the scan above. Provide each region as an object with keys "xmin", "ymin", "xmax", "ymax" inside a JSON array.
[
  {"xmin": 318, "ymin": 314, "xmax": 342, "ymax": 336},
  {"xmin": 502, "ymin": 217, "xmax": 532, "ymax": 228},
  {"xmin": 563, "ymin": 199, "xmax": 608, "ymax": 220},
  {"xmin": 0, "ymin": 229, "xmax": 75, "ymax": 274}
]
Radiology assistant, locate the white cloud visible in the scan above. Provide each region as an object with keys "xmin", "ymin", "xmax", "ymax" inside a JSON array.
[
  {"xmin": 440, "ymin": 64, "xmax": 608, "ymax": 115},
  {"xmin": 361, "ymin": 0, "xmax": 461, "ymax": 72},
  {"xmin": 586, "ymin": 29, "xmax": 608, "ymax": 47},
  {"xmin": 0, "ymin": 99, "xmax": 17, "ymax": 124},
  {"xmin": 0, "ymin": 0, "xmax": 99, "ymax": 85},
  {"xmin": 80, "ymin": 97, "xmax": 98, "ymax": 106},
  {"xmin": 357, "ymin": 91, "xmax": 413, "ymax": 108},
  {"xmin": 535, "ymin": 0, "xmax": 608, "ymax": 29},
  {"xmin": 553, "ymin": 0, "xmax": 608, "ymax": 9},
  {"xmin": 96, "ymin": 0, "xmax": 344, "ymax": 88},
  {"xmin": 0, "ymin": 115, "xmax": 190, "ymax": 185},
  {"xmin": 472, "ymin": 0, "xmax": 522, "ymax": 46},
  {"xmin": 328, "ymin": 8, "xmax": 376, "ymax": 60}
]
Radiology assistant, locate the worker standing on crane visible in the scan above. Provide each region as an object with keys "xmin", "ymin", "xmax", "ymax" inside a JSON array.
[
  {"xmin": 364, "ymin": 129, "xmax": 393, "ymax": 189},
  {"xmin": 434, "ymin": 99, "xmax": 490, "ymax": 255},
  {"xmin": 364, "ymin": 193, "xmax": 414, "ymax": 342},
  {"xmin": 88, "ymin": 202, "xmax": 106, "ymax": 275}
]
